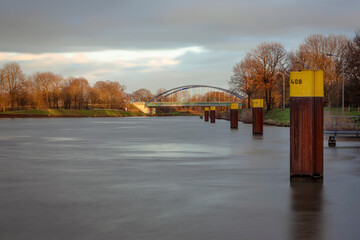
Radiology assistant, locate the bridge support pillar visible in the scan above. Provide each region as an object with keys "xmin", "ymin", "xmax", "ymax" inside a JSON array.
[
  {"xmin": 252, "ymin": 99, "xmax": 263, "ymax": 134},
  {"xmin": 230, "ymin": 103, "xmax": 238, "ymax": 129},
  {"xmin": 210, "ymin": 106, "xmax": 216, "ymax": 123},
  {"xmin": 204, "ymin": 107, "xmax": 209, "ymax": 122},
  {"xmin": 290, "ymin": 70, "xmax": 323, "ymax": 182}
]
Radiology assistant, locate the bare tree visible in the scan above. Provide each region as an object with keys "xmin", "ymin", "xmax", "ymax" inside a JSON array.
[
  {"xmin": 88, "ymin": 88, "xmax": 100, "ymax": 107},
  {"xmin": 0, "ymin": 68, "xmax": 6, "ymax": 111},
  {"xmin": 94, "ymin": 80, "xmax": 126, "ymax": 109},
  {"xmin": 132, "ymin": 88, "xmax": 154, "ymax": 102},
  {"xmin": 61, "ymin": 77, "xmax": 89, "ymax": 109},
  {"xmin": 17, "ymin": 79, "xmax": 34, "ymax": 110},
  {"xmin": 28, "ymin": 74, "xmax": 45, "ymax": 109},
  {"xmin": 344, "ymin": 31, "xmax": 360, "ymax": 106},
  {"xmin": 229, "ymin": 56, "xmax": 258, "ymax": 108},
  {"xmin": 2, "ymin": 62, "xmax": 24, "ymax": 109},
  {"xmin": 290, "ymin": 34, "xmax": 349, "ymax": 106},
  {"xmin": 49, "ymin": 74, "xmax": 64, "ymax": 109}
]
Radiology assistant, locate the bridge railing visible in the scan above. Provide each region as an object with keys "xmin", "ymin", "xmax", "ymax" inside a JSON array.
[
  {"xmin": 324, "ymin": 116, "xmax": 360, "ymax": 137},
  {"xmin": 145, "ymin": 85, "xmax": 244, "ymax": 107}
]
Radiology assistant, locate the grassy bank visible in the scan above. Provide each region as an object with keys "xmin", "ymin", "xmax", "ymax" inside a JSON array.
[
  {"xmin": 262, "ymin": 107, "xmax": 360, "ymax": 127},
  {"xmin": 325, "ymin": 107, "xmax": 360, "ymax": 116},
  {"xmin": 264, "ymin": 108, "xmax": 290, "ymax": 126}
]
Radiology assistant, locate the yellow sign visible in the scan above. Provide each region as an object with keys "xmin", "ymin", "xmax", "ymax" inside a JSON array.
[
  {"xmin": 210, "ymin": 106, "xmax": 216, "ymax": 111},
  {"xmin": 204, "ymin": 107, "xmax": 209, "ymax": 111},
  {"xmin": 230, "ymin": 103, "xmax": 238, "ymax": 109},
  {"xmin": 290, "ymin": 70, "xmax": 323, "ymax": 97},
  {"xmin": 252, "ymin": 99, "xmax": 263, "ymax": 108}
]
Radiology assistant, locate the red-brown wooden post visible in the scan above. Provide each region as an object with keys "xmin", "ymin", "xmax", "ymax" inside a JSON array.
[
  {"xmin": 252, "ymin": 99, "xmax": 263, "ymax": 135},
  {"xmin": 204, "ymin": 107, "xmax": 209, "ymax": 122},
  {"xmin": 210, "ymin": 106, "xmax": 216, "ymax": 123},
  {"xmin": 230, "ymin": 103, "xmax": 238, "ymax": 129},
  {"xmin": 290, "ymin": 70, "xmax": 323, "ymax": 182}
]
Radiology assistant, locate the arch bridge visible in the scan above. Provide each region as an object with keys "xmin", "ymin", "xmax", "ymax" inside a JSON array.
[{"xmin": 145, "ymin": 85, "xmax": 244, "ymax": 108}]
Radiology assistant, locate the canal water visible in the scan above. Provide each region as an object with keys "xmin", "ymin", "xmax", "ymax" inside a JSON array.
[{"xmin": 0, "ymin": 117, "xmax": 359, "ymax": 240}]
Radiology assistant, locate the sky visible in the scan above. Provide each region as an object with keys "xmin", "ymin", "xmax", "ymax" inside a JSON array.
[{"xmin": 0, "ymin": 0, "xmax": 359, "ymax": 93}]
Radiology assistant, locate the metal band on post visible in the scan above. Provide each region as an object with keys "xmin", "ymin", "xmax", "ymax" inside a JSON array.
[{"xmin": 290, "ymin": 70, "xmax": 324, "ymax": 182}]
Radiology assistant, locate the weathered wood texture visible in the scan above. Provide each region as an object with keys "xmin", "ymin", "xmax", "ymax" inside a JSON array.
[
  {"xmin": 204, "ymin": 111, "xmax": 209, "ymax": 122},
  {"xmin": 230, "ymin": 109, "xmax": 238, "ymax": 129},
  {"xmin": 210, "ymin": 110, "xmax": 216, "ymax": 123},
  {"xmin": 252, "ymin": 108, "xmax": 263, "ymax": 134},
  {"xmin": 314, "ymin": 97, "xmax": 324, "ymax": 176},
  {"xmin": 290, "ymin": 97, "xmax": 323, "ymax": 181}
]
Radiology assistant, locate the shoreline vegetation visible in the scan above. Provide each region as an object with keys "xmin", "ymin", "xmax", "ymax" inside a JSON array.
[
  {"xmin": 219, "ymin": 107, "xmax": 360, "ymax": 127},
  {"xmin": 0, "ymin": 108, "xmax": 200, "ymax": 118},
  {"xmin": 1, "ymin": 108, "xmax": 359, "ymax": 128}
]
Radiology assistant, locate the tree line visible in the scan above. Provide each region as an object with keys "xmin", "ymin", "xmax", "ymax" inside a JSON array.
[
  {"xmin": 0, "ymin": 65, "xmax": 237, "ymax": 113},
  {"xmin": 229, "ymin": 31, "xmax": 360, "ymax": 109},
  {"xmin": 0, "ymin": 62, "xmax": 132, "ymax": 111},
  {"xmin": 0, "ymin": 63, "xmax": 169, "ymax": 111}
]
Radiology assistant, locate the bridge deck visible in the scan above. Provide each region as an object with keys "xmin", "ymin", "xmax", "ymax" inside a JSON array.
[{"xmin": 146, "ymin": 102, "xmax": 242, "ymax": 107}]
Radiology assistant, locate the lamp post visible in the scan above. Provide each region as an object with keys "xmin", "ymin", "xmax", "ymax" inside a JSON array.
[
  {"xmin": 275, "ymin": 71, "xmax": 286, "ymax": 110},
  {"xmin": 327, "ymin": 53, "xmax": 344, "ymax": 112}
]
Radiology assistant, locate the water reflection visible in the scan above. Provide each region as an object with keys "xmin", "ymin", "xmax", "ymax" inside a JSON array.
[
  {"xmin": 290, "ymin": 183, "xmax": 324, "ymax": 240},
  {"xmin": 252, "ymin": 134, "xmax": 263, "ymax": 140},
  {"xmin": 1, "ymin": 117, "xmax": 360, "ymax": 239}
]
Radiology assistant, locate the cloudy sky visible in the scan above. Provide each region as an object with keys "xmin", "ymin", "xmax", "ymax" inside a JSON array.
[{"xmin": 0, "ymin": 0, "xmax": 359, "ymax": 92}]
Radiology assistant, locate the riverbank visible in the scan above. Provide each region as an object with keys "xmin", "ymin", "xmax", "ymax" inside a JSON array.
[
  {"xmin": 0, "ymin": 109, "xmax": 201, "ymax": 118},
  {"xmin": 220, "ymin": 107, "xmax": 360, "ymax": 127},
  {"xmin": 217, "ymin": 108, "xmax": 290, "ymax": 126},
  {"xmin": 0, "ymin": 109, "xmax": 146, "ymax": 118},
  {"xmin": 263, "ymin": 108, "xmax": 290, "ymax": 127},
  {"xmin": 263, "ymin": 107, "xmax": 360, "ymax": 126}
]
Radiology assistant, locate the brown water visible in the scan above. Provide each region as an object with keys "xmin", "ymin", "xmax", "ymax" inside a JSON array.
[{"xmin": 0, "ymin": 117, "xmax": 359, "ymax": 240}]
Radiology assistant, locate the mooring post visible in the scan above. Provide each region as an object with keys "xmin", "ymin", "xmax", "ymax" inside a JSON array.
[
  {"xmin": 230, "ymin": 103, "xmax": 238, "ymax": 129},
  {"xmin": 210, "ymin": 106, "xmax": 216, "ymax": 123},
  {"xmin": 290, "ymin": 70, "xmax": 324, "ymax": 182},
  {"xmin": 252, "ymin": 99, "xmax": 263, "ymax": 135},
  {"xmin": 204, "ymin": 107, "xmax": 209, "ymax": 122}
]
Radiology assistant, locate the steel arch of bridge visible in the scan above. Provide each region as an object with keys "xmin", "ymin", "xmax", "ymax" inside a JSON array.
[{"xmin": 145, "ymin": 85, "xmax": 244, "ymax": 107}]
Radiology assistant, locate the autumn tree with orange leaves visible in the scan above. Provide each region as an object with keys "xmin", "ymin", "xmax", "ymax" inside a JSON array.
[
  {"xmin": 229, "ymin": 56, "xmax": 258, "ymax": 108},
  {"xmin": 230, "ymin": 42, "xmax": 286, "ymax": 109}
]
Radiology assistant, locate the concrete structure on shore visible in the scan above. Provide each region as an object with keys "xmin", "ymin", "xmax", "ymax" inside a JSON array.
[{"xmin": 132, "ymin": 102, "xmax": 155, "ymax": 114}]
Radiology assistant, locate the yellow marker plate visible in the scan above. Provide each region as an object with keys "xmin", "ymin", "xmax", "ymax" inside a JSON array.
[
  {"xmin": 204, "ymin": 107, "xmax": 209, "ymax": 111},
  {"xmin": 230, "ymin": 103, "xmax": 238, "ymax": 109},
  {"xmin": 290, "ymin": 70, "xmax": 323, "ymax": 97},
  {"xmin": 210, "ymin": 106, "xmax": 216, "ymax": 111},
  {"xmin": 252, "ymin": 99, "xmax": 263, "ymax": 108}
]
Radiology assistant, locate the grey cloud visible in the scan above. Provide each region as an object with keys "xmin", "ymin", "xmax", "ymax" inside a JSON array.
[
  {"xmin": 0, "ymin": 0, "xmax": 359, "ymax": 53},
  {"xmin": 1, "ymin": 0, "xmax": 358, "ymax": 92}
]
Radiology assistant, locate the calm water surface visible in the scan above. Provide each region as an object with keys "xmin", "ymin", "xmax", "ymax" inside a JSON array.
[{"xmin": 0, "ymin": 117, "xmax": 359, "ymax": 240}]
